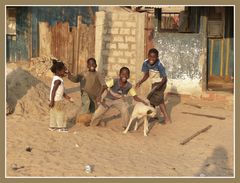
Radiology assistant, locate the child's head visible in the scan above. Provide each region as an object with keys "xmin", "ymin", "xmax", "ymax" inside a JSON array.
[
  {"xmin": 119, "ymin": 67, "xmax": 130, "ymax": 83},
  {"xmin": 87, "ymin": 58, "xmax": 97, "ymax": 72},
  {"xmin": 50, "ymin": 60, "xmax": 66, "ymax": 77},
  {"xmin": 148, "ymin": 48, "xmax": 159, "ymax": 65}
]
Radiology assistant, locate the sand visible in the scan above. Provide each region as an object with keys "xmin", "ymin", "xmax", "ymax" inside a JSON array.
[{"xmin": 6, "ymin": 63, "xmax": 234, "ymax": 177}]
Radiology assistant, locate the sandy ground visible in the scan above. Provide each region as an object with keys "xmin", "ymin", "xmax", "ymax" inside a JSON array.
[{"xmin": 6, "ymin": 64, "xmax": 234, "ymax": 177}]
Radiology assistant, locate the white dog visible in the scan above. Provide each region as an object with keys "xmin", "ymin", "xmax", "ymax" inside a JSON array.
[{"xmin": 123, "ymin": 102, "xmax": 157, "ymax": 136}]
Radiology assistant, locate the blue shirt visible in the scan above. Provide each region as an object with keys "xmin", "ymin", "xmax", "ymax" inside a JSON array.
[{"xmin": 142, "ymin": 59, "xmax": 167, "ymax": 81}]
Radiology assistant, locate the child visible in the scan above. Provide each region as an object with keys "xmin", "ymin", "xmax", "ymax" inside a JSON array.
[
  {"xmin": 67, "ymin": 58, "xmax": 107, "ymax": 115},
  {"xmin": 90, "ymin": 67, "xmax": 148, "ymax": 128},
  {"xmin": 49, "ymin": 60, "xmax": 72, "ymax": 132},
  {"xmin": 136, "ymin": 48, "xmax": 171, "ymax": 124}
]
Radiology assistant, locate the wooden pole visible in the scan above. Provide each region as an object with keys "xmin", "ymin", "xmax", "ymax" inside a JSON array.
[{"xmin": 180, "ymin": 125, "xmax": 212, "ymax": 145}]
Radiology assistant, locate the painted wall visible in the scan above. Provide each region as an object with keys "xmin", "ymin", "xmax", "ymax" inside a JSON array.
[
  {"xmin": 153, "ymin": 32, "xmax": 205, "ymax": 96},
  {"xmin": 208, "ymin": 38, "xmax": 234, "ymax": 80}
]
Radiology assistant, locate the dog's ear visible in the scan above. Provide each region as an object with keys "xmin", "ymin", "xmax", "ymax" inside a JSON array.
[{"xmin": 147, "ymin": 110, "xmax": 153, "ymax": 114}]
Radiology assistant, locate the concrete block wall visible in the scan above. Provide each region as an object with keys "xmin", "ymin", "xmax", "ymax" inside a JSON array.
[{"xmin": 95, "ymin": 11, "xmax": 145, "ymax": 85}]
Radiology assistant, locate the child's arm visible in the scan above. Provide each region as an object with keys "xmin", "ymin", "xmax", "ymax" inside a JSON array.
[
  {"xmin": 96, "ymin": 76, "xmax": 113, "ymax": 104},
  {"xmin": 136, "ymin": 72, "xmax": 149, "ymax": 88},
  {"xmin": 133, "ymin": 95, "xmax": 148, "ymax": 106},
  {"xmin": 129, "ymin": 87, "xmax": 148, "ymax": 106},
  {"xmin": 63, "ymin": 93, "xmax": 74, "ymax": 102},
  {"xmin": 96, "ymin": 85, "xmax": 108, "ymax": 103},
  {"xmin": 156, "ymin": 76, "xmax": 167, "ymax": 89},
  {"xmin": 96, "ymin": 73, "xmax": 108, "ymax": 103},
  {"xmin": 49, "ymin": 80, "xmax": 61, "ymax": 108},
  {"xmin": 67, "ymin": 72, "xmax": 82, "ymax": 83}
]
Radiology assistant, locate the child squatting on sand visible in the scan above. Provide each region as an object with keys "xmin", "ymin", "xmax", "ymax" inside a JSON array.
[{"xmin": 89, "ymin": 67, "xmax": 148, "ymax": 129}]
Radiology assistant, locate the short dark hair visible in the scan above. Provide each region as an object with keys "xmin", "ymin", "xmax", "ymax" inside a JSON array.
[
  {"xmin": 148, "ymin": 48, "xmax": 159, "ymax": 57},
  {"xmin": 87, "ymin": 58, "xmax": 96, "ymax": 64},
  {"xmin": 50, "ymin": 59, "xmax": 65, "ymax": 74},
  {"xmin": 119, "ymin": 67, "xmax": 130, "ymax": 75}
]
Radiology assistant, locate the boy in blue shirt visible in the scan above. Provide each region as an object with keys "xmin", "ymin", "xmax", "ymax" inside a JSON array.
[{"xmin": 136, "ymin": 48, "xmax": 171, "ymax": 124}]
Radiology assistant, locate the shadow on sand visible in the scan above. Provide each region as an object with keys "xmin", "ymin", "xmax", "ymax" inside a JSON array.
[{"xmin": 195, "ymin": 146, "xmax": 233, "ymax": 177}]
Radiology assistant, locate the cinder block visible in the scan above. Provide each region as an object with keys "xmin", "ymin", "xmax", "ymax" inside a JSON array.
[
  {"xmin": 106, "ymin": 43, "xmax": 117, "ymax": 49},
  {"xmin": 125, "ymin": 36, "xmax": 135, "ymax": 42},
  {"xmin": 107, "ymin": 13, "xmax": 119, "ymax": 20},
  {"xmin": 125, "ymin": 22, "xmax": 136, "ymax": 28},
  {"xmin": 112, "ymin": 35, "xmax": 124, "ymax": 42},
  {"xmin": 113, "ymin": 50, "xmax": 124, "ymax": 57},
  {"xmin": 107, "ymin": 57, "xmax": 116, "ymax": 63},
  {"xmin": 112, "ymin": 21, "xmax": 124, "ymax": 27},
  {"xmin": 108, "ymin": 71, "xmax": 117, "ymax": 77},
  {"xmin": 118, "ymin": 43, "xmax": 129, "ymax": 50},
  {"xmin": 111, "ymin": 64, "xmax": 122, "ymax": 72},
  {"xmin": 103, "ymin": 29, "xmax": 108, "ymax": 34},
  {"xmin": 131, "ymin": 29, "xmax": 136, "ymax": 35},
  {"xmin": 119, "ymin": 14, "xmax": 136, "ymax": 21},
  {"xmin": 102, "ymin": 50, "xmax": 109, "ymax": 55},
  {"xmin": 103, "ymin": 35, "xmax": 112, "ymax": 42},
  {"xmin": 131, "ymin": 44, "xmax": 136, "ymax": 50},
  {"xmin": 130, "ymin": 59, "xmax": 136, "ymax": 64},
  {"xmin": 119, "ymin": 28, "xmax": 130, "ymax": 35},
  {"xmin": 124, "ymin": 51, "xmax": 134, "ymax": 57},
  {"xmin": 108, "ymin": 28, "xmax": 119, "ymax": 35},
  {"xmin": 118, "ymin": 58, "xmax": 128, "ymax": 64}
]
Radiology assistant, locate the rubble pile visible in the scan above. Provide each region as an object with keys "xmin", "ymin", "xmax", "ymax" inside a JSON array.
[{"xmin": 29, "ymin": 56, "xmax": 69, "ymax": 77}]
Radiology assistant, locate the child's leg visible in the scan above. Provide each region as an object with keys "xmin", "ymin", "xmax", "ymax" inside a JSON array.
[
  {"xmin": 49, "ymin": 108, "xmax": 58, "ymax": 128},
  {"xmin": 80, "ymin": 91, "xmax": 90, "ymax": 114},
  {"xmin": 89, "ymin": 97, "xmax": 97, "ymax": 113},
  {"xmin": 90, "ymin": 104, "xmax": 109, "ymax": 126},
  {"xmin": 113, "ymin": 100, "xmax": 130, "ymax": 128},
  {"xmin": 149, "ymin": 82, "xmax": 171, "ymax": 124},
  {"xmin": 159, "ymin": 102, "xmax": 171, "ymax": 123},
  {"xmin": 55, "ymin": 110, "xmax": 66, "ymax": 128},
  {"xmin": 54, "ymin": 101, "xmax": 66, "ymax": 128}
]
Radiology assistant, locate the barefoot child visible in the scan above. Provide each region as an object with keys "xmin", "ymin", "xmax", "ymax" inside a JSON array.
[
  {"xmin": 90, "ymin": 67, "xmax": 148, "ymax": 128},
  {"xmin": 136, "ymin": 48, "xmax": 171, "ymax": 124},
  {"xmin": 49, "ymin": 60, "xmax": 72, "ymax": 132},
  {"xmin": 67, "ymin": 58, "xmax": 107, "ymax": 115}
]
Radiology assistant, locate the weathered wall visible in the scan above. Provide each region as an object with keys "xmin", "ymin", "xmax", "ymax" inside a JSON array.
[
  {"xmin": 153, "ymin": 17, "xmax": 207, "ymax": 96},
  {"xmin": 31, "ymin": 7, "xmax": 97, "ymax": 58},
  {"xmin": 6, "ymin": 7, "xmax": 30, "ymax": 62},
  {"xmin": 95, "ymin": 11, "xmax": 145, "ymax": 86},
  {"xmin": 154, "ymin": 32, "xmax": 205, "ymax": 95},
  {"xmin": 39, "ymin": 19, "xmax": 95, "ymax": 74},
  {"xmin": 7, "ymin": 7, "xmax": 98, "ymax": 62}
]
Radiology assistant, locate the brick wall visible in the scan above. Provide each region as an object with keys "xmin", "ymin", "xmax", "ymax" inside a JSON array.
[{"xmin": 95, "ymin": 11, "xmax": 145, "ymax": 86}]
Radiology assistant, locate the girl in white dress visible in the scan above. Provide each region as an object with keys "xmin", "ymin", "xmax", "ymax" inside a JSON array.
[{"xmin": 49, "ymin": 60, "xmax": 72, "ymax": 132}]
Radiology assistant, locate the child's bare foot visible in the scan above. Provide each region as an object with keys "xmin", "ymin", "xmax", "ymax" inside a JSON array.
[
  {"xmin": 159, "ymin": 118, "xmax": 171, "ymax": 125},
  {"xmin": 163, "ymin": 118, "xmax": 172, "ymax": 124}
]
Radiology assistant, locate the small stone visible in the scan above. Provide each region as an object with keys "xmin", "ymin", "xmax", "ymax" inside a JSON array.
[
  {"xmin": 26, "ymin": 146, "xmax": 32, "ymax": 152},
  {"xmin": 11, "ymin": 163, "xmax": 18, "ymax": 170}
]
